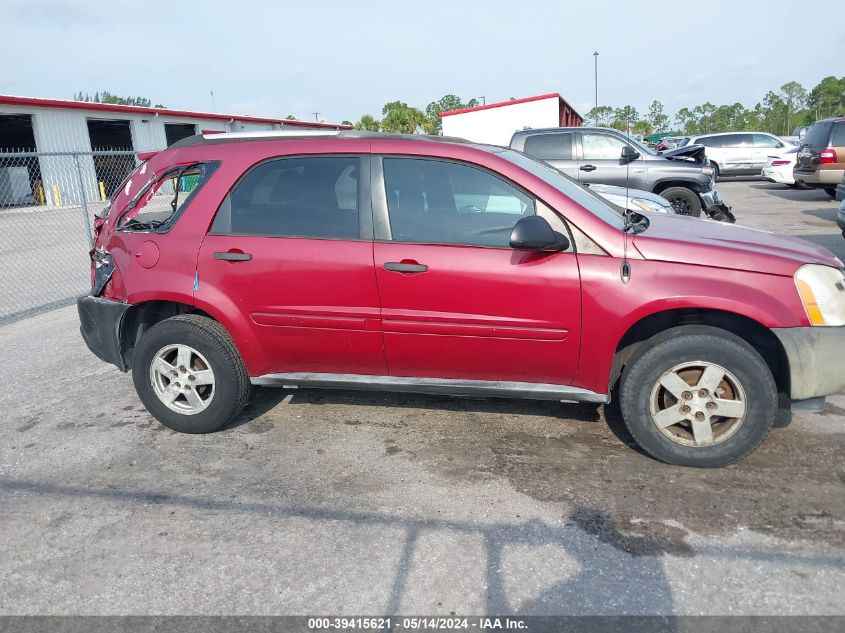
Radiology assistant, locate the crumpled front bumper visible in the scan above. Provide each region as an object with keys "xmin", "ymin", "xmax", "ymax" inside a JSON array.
[
  {"xmin": 698, "ymin": 186, "xmax": 734, "ymax": 221},
  {"xmin": 773, "ymin": 326, "xmax": 845, "ymax": 402}
]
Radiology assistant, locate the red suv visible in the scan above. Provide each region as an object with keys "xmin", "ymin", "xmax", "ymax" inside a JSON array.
[{"xmin": 78, "ymin": 131, "xmax": 845, "ymax": 467}]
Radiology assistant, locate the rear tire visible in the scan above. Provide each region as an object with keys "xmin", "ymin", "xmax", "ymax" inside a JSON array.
[
  {"xmin": 661, "ymin": 187, "xmax": 702, "ymax": 217},
  {"xmin": 132, "ymin": 315, "xmax": 251, "ymax": 433},
  {"xmin": 619, "ymin": 326, "xmax": 776, "ymax": 467}
]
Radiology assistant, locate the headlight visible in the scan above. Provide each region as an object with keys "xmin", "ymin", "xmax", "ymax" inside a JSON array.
[
  {"xmin": 794, "ymin": 264, "xmax": 845, "ymax": 326},
  {"xmin": 629, "ymin": 198, "xmax": 671, "ymax": 214}
]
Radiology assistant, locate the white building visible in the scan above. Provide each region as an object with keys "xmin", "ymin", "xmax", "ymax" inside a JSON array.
[
  {"xmin": 440, "ymin": 93, "xmax": 583, "ymax": 147},
  {"xmin": 0, "ymin": 95, "xmax": 350, "ymax": 206}
]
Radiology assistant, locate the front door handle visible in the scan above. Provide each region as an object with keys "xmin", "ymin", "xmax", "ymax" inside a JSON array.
[
  {"xmin": 213, "ymin": 251, "xmax": 252, "ymax": 262},
  {"xmin": 580, "ymin": 164, "xmax": 597, "ymax": 172},
  {"xmin": 384, "ymin": 261, "xmax": 428, "ymax": 273}
]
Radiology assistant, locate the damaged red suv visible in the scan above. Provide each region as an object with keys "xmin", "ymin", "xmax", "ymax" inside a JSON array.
[{"xmin": 79, "ymin": 131, "xmax": 845, "ymax": 467}]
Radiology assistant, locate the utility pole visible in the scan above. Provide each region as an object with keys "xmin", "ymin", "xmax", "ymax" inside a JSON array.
[
  {"xmin": 210, "ymin": 90, "xmax": 216, "ymax": 112},
  {"xmin": 478, "ymin": 96, "xmax": 486, "ymax": 106},
  {"xmin": 312, "ymin": 112, "xmax": 321, "ymax": 122},
  {"xmin": 593, "ymin": 51, "xmax": 599, "ymax": 125}
]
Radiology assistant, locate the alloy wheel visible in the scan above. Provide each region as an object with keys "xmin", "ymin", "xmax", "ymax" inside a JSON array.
[
  {"xmin": 150, "ymin": 344, "xmax": 215, "ymax": 415},
  {"xmin": 648, "ymin": 361, "xmax": 747, "ymax": 447}
]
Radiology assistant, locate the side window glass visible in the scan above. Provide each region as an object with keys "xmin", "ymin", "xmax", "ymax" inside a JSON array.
[
  {"xmin": 581, "ymin": 134, "xmax": 626, "ymax": 160},
  {"xmin": 383, "ymin": 158, "xmax": 534, "ymax": 248},
  {"xmin": 698, "ymin": 136, "xmax": 722, "ymax": 148},
  {"xmin": 753, "ymin": 134, "xmax": 780, "ymax": 148},
  {"xmin": 211, "ymin": 156, "xmax": 360, "ymax": 238},
  {"xmin": 830, "ymin": 123, "xmax": 845, "ymax": 147},
  {"xmin": 523, "ymin": 133, "xmax": 573, "ymax": 160}
]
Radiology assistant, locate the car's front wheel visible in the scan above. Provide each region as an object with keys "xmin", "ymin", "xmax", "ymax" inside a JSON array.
[
  {"xmin": 132, "ymin": 315, "xmax": 251, "ymax": 433},
  {"xmin": 619, "ymin": 326, "xmax": 776, "ymax": 467},
  {"xmin": 661, "ymin": 187, "xmax": 702, "ymax": 217}
]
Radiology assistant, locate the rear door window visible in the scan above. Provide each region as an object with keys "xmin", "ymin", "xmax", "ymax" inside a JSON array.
[
  {"xmin": 522, "ymin": 133, "xmax": 573, "ymax": 160},
  {"xmin": 697, "ymin": 136, "xmax": 723, "ymax": 148},
  {"xmin": 211, "ymin": 156, "xmax": 361, "ymax": 238},
  {"xmin": 718, "ymin": 134, "xmax": 752, "ymax": 147}
]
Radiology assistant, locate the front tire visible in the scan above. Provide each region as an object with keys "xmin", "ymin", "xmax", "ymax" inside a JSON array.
[
  {"xmin": 661, "ymin": 187, "xmax": 702, "ymax": 217},
  {"xmin": 619, "ymin": 326, "xmax": 776, "ymax": 467},
  {"xmin": 132, "ymin": 315, "xmax": 251, "ymax": 433}
]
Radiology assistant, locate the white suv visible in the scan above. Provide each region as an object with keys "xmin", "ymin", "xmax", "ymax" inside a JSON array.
[{"xmin": 682, "ymin": 132, "xmax": 793, "ymax": 178}]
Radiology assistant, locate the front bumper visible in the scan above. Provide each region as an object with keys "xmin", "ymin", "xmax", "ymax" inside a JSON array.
[
  {"xmin": 837, "ymin": 200, "xmax": 845, "ymax": 232},
  {"xmin": 698, "ymin": 186, "xmax": 734, "ymax": 221},
  {"xmin": 77, "ymin": 295, "xmax": 132, "ymax": 372},
  {"xmin": 773, "ymin": 326, "xmax": 845, "ymax": 401}
]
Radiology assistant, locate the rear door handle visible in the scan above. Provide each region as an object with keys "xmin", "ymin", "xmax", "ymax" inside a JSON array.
[
  {"xmin": 213, "ymin": 251, "xmax": 252, "ymax": 262},
  {"xmin": 580, "ymin": 164, "xmax": 596, "ymax": 172},
  {"xmin": 384, "ymin": 261, "xmax": 428, "ymax": 273}
]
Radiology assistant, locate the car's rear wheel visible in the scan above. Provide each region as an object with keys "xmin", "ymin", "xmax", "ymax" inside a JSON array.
[
  {"xmin": 661, "ymin": 187, "xmax": 702, "ymax": 217},
  {"xmin": 619, "ymin": 326, "xmax": 776, "ymax": 467},
  {"xmin": 132, "ymin": 315, "xmax": 251, "ymax": 433},
  {"xmin": 824, "ymin": 187, "xmax": 836, "ymax": 199}
]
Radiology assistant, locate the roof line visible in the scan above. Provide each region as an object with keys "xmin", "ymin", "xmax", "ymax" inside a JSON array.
[
  {"xmin": 439, "ymin": 93, "xmax": 581, "ymax": 119},
  {"xmin": 0, "ymin": 94, "xmax": 352, "ymax": 129}
]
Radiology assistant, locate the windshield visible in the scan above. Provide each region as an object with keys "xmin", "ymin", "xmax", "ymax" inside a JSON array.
[{"xmin": 497, "ymin": 149, "xmax": 625, "ymax": 229}]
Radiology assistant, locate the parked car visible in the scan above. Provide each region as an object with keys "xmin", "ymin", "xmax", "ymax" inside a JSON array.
[
  {"xmin": 510, "ymin": 126, "xmax": 731, "ymax": 219},
  {"xmin": 655, "ymin": 136, "xmax": 687, "ymax": 152},
  {"xmin": 585, "ymin": 183, "xmax": 675, "ymax": 214},
  {"xmin": 761, "ymin": 147, "xmax": 801, "ymax": 187},
  {"xmin": 836, "ymin": 173, "xmax": 845, "ymax": 202},
  {"xmin": 793, "ymin": 116, "xmax": 845, "ymax": 198},
  {"xmin": 681, "ymin": 132, "xmax": 792, "ymax": 178},
  {"xmin": 78, "ymin": 130, "xmax": 845, "ymax": 468}
]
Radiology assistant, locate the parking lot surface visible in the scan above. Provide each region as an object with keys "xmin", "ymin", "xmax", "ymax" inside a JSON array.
[{"xmin": 0, "ymin": 180, "xmax": 843, "ymax": 615}]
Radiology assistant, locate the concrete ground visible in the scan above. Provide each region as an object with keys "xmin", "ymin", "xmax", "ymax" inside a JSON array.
[{"xmin": 0, "ymin": 180, "xmax": 843, "ymax": 616}]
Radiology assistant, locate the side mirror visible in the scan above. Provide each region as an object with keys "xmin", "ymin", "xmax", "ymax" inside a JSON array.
[
  {"xmin": 776, "ymin": 142, "xmax": 784, "ymax": 148},
  {"xmin": 509, "ymin": 215, "xmax": 569, "ymax": 251},
  {"xmin": 621, "ymin": 145, "xmax": 640, "ymax": 161}
]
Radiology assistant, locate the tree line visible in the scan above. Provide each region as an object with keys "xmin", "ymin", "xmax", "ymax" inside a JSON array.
[
  {"xmin": 288, "ymin": 95, "xmax": 482, "ymax": 134},
  {"xmin": 584, "ymin": 76, "xmax": 845, "ymax": 137},
  {"xmin": 73, "ymin": 91, "xmax": 166, "ymax": 109}
]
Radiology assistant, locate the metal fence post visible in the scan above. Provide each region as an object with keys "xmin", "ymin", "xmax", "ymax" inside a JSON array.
[{"xmin": 73, "ymin": 153, "xmax": 94, "ymax": 249}]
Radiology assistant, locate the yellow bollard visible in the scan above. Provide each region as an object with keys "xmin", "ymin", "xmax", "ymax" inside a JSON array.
[
  {"xmin": 51, "ymin": 183, "xmax": 62, "ymax": 206},
  {"xmin": 35, "ymin": 182, "xmax": 45, "ymax": 205},
  {"xmin": 99, "ymin": 181, "xmax": 106, "ymax": 201}
]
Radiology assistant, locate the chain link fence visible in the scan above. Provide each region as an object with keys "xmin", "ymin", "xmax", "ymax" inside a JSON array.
[{"xmin": 0, "ymin": 150, "xmax": 139, "ymax": 322}]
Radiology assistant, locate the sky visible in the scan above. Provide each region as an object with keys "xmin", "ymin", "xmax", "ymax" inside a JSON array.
[{"xmin": 2, "ymin": 0, "xmax": 844, "ymax": 125}]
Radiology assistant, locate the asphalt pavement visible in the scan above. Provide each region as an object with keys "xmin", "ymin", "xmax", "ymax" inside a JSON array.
[{"xmin": 0, "ymin": 179, "xmax": 842, "ymax": 616}]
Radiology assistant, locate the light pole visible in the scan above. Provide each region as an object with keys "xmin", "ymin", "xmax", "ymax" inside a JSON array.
[
  {"xmin": 312, "ymin": 112, "xmax": 321, "ymax": 122},
  {"xmin": 593, "ymin": 51, "xmax": 599, "ymax": 125},
  {"xmin": 478, "ymin": 96, "xmax": 486, "ymax": 106}
]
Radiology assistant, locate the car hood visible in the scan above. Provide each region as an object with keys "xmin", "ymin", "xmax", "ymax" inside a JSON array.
[
  {"xmin": 659, "ymin": 143, "xmax": 707, "ymax": 164},
  {"xmin": 633, "ymin": 213, "xmax": 842, "ymax": 276}
]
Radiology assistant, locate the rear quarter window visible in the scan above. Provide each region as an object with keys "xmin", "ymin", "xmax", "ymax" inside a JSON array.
[
  {"xmin": 803, "ymin": 122, "xmax": 833, "ymax": 148},
  {"xmin": 522, "ymin": 133, "xmax": 573, "ymax": 160},
  {"xmin": 831, "ymin": 122, "xmax": 845, "ymax": 147}
]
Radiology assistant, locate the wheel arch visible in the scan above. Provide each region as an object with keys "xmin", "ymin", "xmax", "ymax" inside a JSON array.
[{"xmin": 609, "ymin": 308, "xmax": 790, "ymax": 398}]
